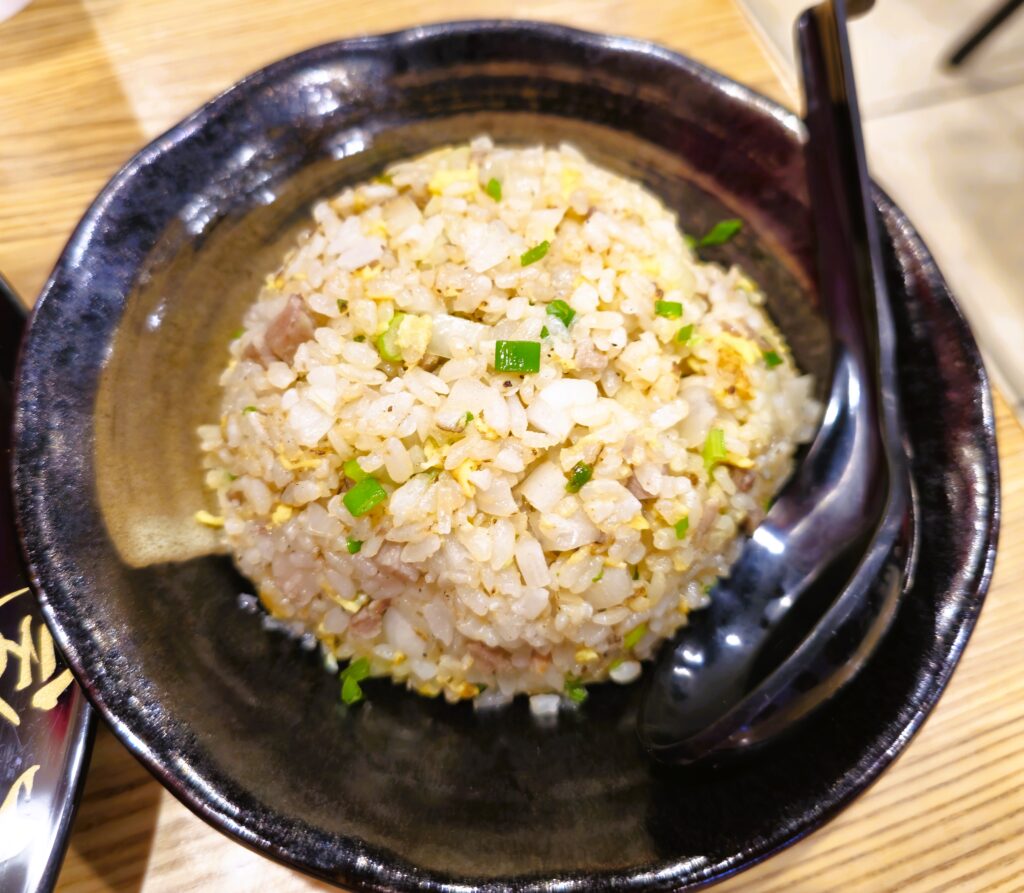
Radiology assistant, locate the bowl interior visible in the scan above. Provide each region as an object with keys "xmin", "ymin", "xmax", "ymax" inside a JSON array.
[
  {"xmin": 13, "ymin": 23, "xmax": 996, "ymax": 892},
  {"xmin": 91, "ymin": 109, "xmax": 829, "ymax": 880}
]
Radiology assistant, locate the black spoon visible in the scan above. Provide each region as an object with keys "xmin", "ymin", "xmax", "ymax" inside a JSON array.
[{"xmin": 638, "ymin": 0, "xmax": 916, "ymax": 765}]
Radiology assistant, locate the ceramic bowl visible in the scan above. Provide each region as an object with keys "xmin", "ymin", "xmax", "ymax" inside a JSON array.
[{"xmin": 12, "ymin": 21, "xmax": 998, "ymax": 891}]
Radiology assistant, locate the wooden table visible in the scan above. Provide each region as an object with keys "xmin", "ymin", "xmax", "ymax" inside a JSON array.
[{"xmin": 2, "ymin": 1, "xmax": 1021, "ymax": 890}]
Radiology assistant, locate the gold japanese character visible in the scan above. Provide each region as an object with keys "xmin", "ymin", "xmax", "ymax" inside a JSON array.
[{"xmin": 0, "ymin": 587, "xmax": 74, "ymax": 726}]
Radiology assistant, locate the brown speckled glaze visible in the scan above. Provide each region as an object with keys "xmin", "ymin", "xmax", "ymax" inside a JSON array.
[{"xmin": 11, "ymin": 21, "xmax": 997, "ymax": 892}]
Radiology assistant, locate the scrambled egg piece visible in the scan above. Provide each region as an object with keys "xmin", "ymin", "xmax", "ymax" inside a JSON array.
[
  {"xmin": 428, "ymin": 165, "xmax": 479, "ymax": 196},
  {"xmin": 711, "ymin": 332, "xmax": 758, "ymax": 403},
  {"xmin": 560, "ymin": 166, "xmax": 582, "ymax": 198},
  {"xmin": 723, "ymin": 453, "xmax": 754, "ymax": 469},
  {"xmin": 194, "ymin": 510, "xmax": 224, "ymax": 528},
  {"xmin": 277, "ymin": 448, "xmax": 322, "ymax": 471},
  {"xmin": 472, "ymin": 416, "xmax": 500, "ymax": 441},
  {"xmin": 396, "ymin": 314, "xmax": 433, "ymax": 365},
  {"xmin": 452, "ymin": 460, "xmax": 478, "ymax": 497},
  {"xmin": 271, "ymin": 504, "xmax": 293, "ymax": 525}
]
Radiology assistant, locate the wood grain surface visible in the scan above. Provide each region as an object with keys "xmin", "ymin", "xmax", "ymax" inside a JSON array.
[{"xmin": 1, "ymin": 1, "xmax": 1020, "ymax": 890}]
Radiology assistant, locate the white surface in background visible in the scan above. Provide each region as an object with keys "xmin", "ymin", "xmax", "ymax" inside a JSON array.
[
  {"xmin": 742, "ymin": 0, "xmax": 1024, "ymax": 115},
  {"xmin": 864, "ymin": 83, "xmax": 1024, "ymax": 411},
  {"xmin": 0, "ymin": 0, "xmax": 31, "ymax": 23},
  {"xmin": 740, "ymin": 0, "xmax": 1024, "ymax": 417}
]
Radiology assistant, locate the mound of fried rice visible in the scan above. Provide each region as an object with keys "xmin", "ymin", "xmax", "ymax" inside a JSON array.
[{"xmin": 197, "ymin": 137, "xmax": 818, "ymax": 711}]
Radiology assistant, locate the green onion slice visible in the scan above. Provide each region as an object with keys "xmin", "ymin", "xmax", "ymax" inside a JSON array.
[
  {"xmin": 346, "ymin": 538, "xmax": 363, "ymax": 554},
  {"xmin": 624, "ymin": 623, "xmax": 648, "ymax": 650},
  {"xmin": 343, "ymin": 477, "xmax": 387, "ymax": 517},
  {"xmin": 343, "ymin": 458, "xmax": 368, "ymax": 482},
  {"xmin": 654, "ymin": 300, "xmax": 683, "ymax": 318},
  {"xmin": 520, "ymin": 240, "xmax": 550, "ymax": 267},
  {"xmin": 699, "ymin": 218, "xmax": 743, "ymax": 247},
  {"xmin": 674, "ymin": 517, "xmax": 690, "ymax": 539},
  {"xmin": 764, "ymin": 350, "xmax": 783, "ymax": 368},
  {"xmin": 546, "ymin": 299, "xmax": 576, "ymax": 328},
  {"xmin": 675, "ymin": 324, "xmax": 695, "ymax": 344},
  {"xmin": 340, "ymin": 657, "xmax": 371, "ymax": 705},
  {"xmin": 564, "ymin": 677, "xmax": 588, "ymax": 704},
  {"xmin": 485, "ymin": 177, "xmax": 502, "ymax": 201},
  {"xmin": 703, "ymin": 427, "xmax": 727, "ymax": 474},
  {"xmin": 376, "ymin": 312, "xmax": 406, "ymax": 363},
  {"xmin": 494, "ymin": 340, "xmax": 541, "ymax": 373},
  {"xmin": 565, "ymin": 461, "xmax": 594, "ymax": 493}
]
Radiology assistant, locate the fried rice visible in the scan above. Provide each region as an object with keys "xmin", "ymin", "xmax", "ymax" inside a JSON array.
[{"xmin": 197, "ymin": 136, "xmax": 819, "ymax": 711}]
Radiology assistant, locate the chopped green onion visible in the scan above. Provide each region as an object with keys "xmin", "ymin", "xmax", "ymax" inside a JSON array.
[
  {"xmin": 676, "ymin": 324, "xmax": 695, "ymax": 344},
  {"xmin": 520, "ymin": 240, "xmax": 550, "ymax": 267},
  {"xmin": 565, "ymin": 461, "xmax": 594, "ymax": 493},
  {"xmin": 337, "ymin": 299, "xmax": 348, "ymax": 312},
  {"xmin": 564, "ymin": 677, "xmax": 588, "ymax": 704},
  {"xmin": 494, "ymin": 340, "xmax": 541, "ymax": 373},
  {"xmin": 354, "ymin": 334, "xmax": 366, "ymax": 342},
  {"xmin": 343, "ymin": 477, "xmax": 387, "ymax": 517},
  {"xmin": 341, "ymin": 676, "xmax": 362, "ymax": 704},
  {"xmin": 231, "ymin": 328, "xmax": 246, "ymax": 340},
  {"xmin": 540, "ymin": 326, "xmax": 549, "ymax": 338},
  {"xmin": 608, "ymin": 657, "xmax": 625, "ymax": 672},
  {"xmin": 764, "ymin": 350, "xmax": 783, "ymax": 368},
  {"xmin": 243, "ymin": 405, "xmax": 259, "ymax": 414},
  {"xmin": 654, "ymin": 300, "xmax": 683, "ymax": 319},
  {"xmin": 703, "ymin": 427, "xmax": 728, "ymax": 474},
  {"xmin": 592, "ymin": 567, "xmax": 605, "ymax": 583},
  {"xmin": 624, "ymin": 623, "xmax": 648, "ymax": 650},
  {"xmin": 702, "ymin": 583, "xmax": 714, "ymax": 596},
  {"xmin": 343, "ymin": 458, "xmax": 368, "ymax": 482},
  {"xmin": 477, "ymin": 684, "xmax": 488, "ymax": 693},
  {"xmin": 631, "ymin": 565, "xmax": 640, "ymax": 581},
  {"xmin": 376, "ymin": 312, "xmax": 406, "ymax": 363},
  {"xmin": 465, "ymin": 411, "xmax": 475, "ymax": 423},
  {"xmin": 684, "ymin": 233, "xmax": 698, "ymax": 249},
  {"xmin": 699, "ymin": 218, "xmax": 743, "ymax": 247},
  {"xmin": 346, "ymin": 537, "xmax": 363, "ymax": 554},
  {"xmin": 340, "ymin": 657, "xmax": 371, "ymax": 705},
  {"xmin": 485, "ymin": 177, "xmax": 502, "ymax": 201},
  {"xmin": 674, "ymin": 516, "xmax": 690, "ymax": 539},
  {"xmin": 546, "ymin": 299, "xmax": 576, "ymax": 328}
]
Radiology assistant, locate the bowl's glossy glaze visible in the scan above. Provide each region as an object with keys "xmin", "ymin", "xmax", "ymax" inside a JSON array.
[{"xmin": 12, "ymin": 21, "xmax": 998, "ymax": 892}]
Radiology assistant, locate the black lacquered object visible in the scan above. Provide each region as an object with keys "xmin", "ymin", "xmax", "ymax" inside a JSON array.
[
  {"xmin": 11, "ymin": 22, "xmax": 998, "ymax": 891},
  {"xmin": 639, "ymin": 0, "xmax": 914, "ymax": 764},
  {"xmin": 0, "ymin": 276, "xmax": 93, "ymax": 893}
]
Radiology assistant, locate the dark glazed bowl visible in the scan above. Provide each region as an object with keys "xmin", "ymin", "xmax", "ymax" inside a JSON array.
[{"xmin": 12, "ymin": 21, "xmax": 998, "ymax": 892}]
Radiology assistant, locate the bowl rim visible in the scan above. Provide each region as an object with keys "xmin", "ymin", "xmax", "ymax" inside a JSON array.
[{"xmin": 12, "ymin": 19, "xmax": 1000, "ymax": 892}]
